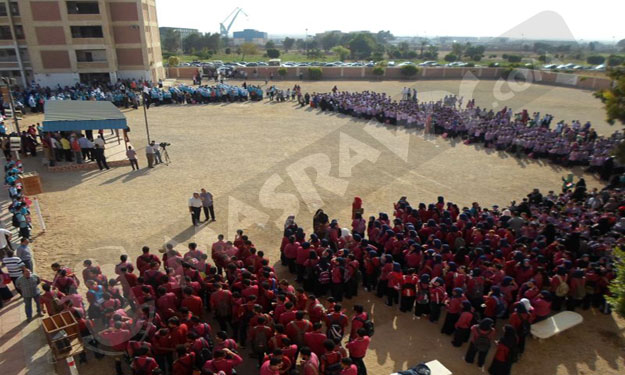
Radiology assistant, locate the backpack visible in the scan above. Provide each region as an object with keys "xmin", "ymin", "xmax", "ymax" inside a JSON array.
[
  {"xmin": 132, "ymin": 357, "xmax": 154, "ymax": 375},
  {"xmin": 417, "ymin": 287, "xmax": 429, "ymax": 304},
  {"xmin": 327, "ymin": 315, "xmax": 345, "ymax": 341},
  {"xmin": 290, "ymin": 321, "xmax": 307, "ymax": 346},
  {"xmin": 215, "ymin": 297, "xmax": 230, "ymax": 318},
  {"xmin": 474, "ymin": 331, "xmax": 491, "ymax": 352},
  {"xmin": 493, "ymin": 296, "xmax": 506, "ymax": 318},
  {"xmin": 318, "ymin": 267, "xmax": 331, "ymax": 285},
  {"xmin": 470, "ymin": 278, "xmax": 484, "ymax": 299},
  {"xmin": 355, "ymin": 314, "xmax": 375, "ymax": 337},
  {"xmin": 554, "ymin": 276, "xmax": 569, "ymax": 297},
  {"xmin": 322, "ymin": 351, "xmax": 342, "ymax": 375}
]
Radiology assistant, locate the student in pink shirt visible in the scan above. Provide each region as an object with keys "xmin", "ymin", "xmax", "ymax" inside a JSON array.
[
  {"xmin": 260, "ymin": 357, "xmax": 283, "ymax": 375},
  {"xmin": 340, "ymin": 358, "xmax": 358, "ymax": 375},
  {"xmin": 203, "ymin": 348, "xmax": 242, "ymax": 375}
]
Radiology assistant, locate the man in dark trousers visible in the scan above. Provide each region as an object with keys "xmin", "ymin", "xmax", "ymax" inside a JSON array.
[{"xmin": 93, "ymin": 144, "xmax": 109, "ymax": 170}]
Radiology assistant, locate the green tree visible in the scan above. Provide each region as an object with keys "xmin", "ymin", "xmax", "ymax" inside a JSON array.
[
  {"xmin": 464, "ymin": 44, "xmax": 485, "ymax": 61},
  {"xmin": 348, "ymin": 33, "xmax": 377, "ymax": 59},
  {"xmin": 278, "ymin": 67, "xmax": 287, "ymax": 77},
  {"xmin": 444, "ymin": 53, "xmax": 457, "ymax": 62},
  {"xmin": 319, "ymin": 31, "xmax": 342, "ymax": 52},
  {"xmin": 161, "ymin": 29, "xmax": 181, "ymax": 53},
  {"xmin": 265, "ymin": 40, "xmax": 276, "ymax": 50},
  {"xmin": 451, "ymin": 43, "xmax": 464, "ymax": 59},
  {"xmin": 267, "ymin": 48, "xmax": 280, "ymax": 58},
  {"xmin": 375, "ymin": 30, "xmax": 394, "ymax": 45},
  {"xmin": 295, "ymin": 39, "xmax": 306, "ymax": 50},
  {"xmin": 167, "ymin": 55, "xmax": 180, "ymax": 66},
  {"xmin": 422, "ymin": 45, "xmax": 439, "ymax": 60},
  {"xmin": 506, "ymin": 55, "xmax": 522, "ymax": 63},
  {"xmin": 331, "ymin": 45, "xmax": 351, "ymax": 61},
  {"xmin": 419, "ymin": 39, "xmax": 428, "ymax": 58},
  {"xmin": 398, "ymin": 42, "xmax": 410, "ymax": 58},
  {"xmin": 183, "ymin": 33, "xmax": 203, "ymax": 54},
  {"xmin": 587, "ymin": 55, "xmax": 606, "ymax": 65},
  {"xmin": 283, "ymin": 37, "xmax": 295, "ymax": 52},
  {"xmin": 240, "ymin": 42, "xmax": 258, "ymax": 60},
  {"xmin": 607, "ymin": 55, "xmax": 625, "ymax": 67},
  {"xmin": 307, "ymin": 67, "xmax": 322, "ymax": 80},
  {"xmin": 400, "ymin": 64, "xmax": 419, "ymax": 77},
  {"xmin": 372, "ymin": 66, "xmax": 385, "ymax": 77},
  {"xmin": 607, "ymin": 245, "xmax": 625, "ymax": 316},
  {"xmin": 594, "ymin": 69, "xmax": 625, "ymax": 126}
]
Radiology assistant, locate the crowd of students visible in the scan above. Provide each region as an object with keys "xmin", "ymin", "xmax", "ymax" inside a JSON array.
[
  {"xmin": 280, "ymin": 182, "xmax": 618, "ymax": 375},
  {"xmin": 4, "ymin": 159, "xmax": 32, "ymax": 241},
  {"xmin": 18, "ymin": 227, "xmax": 374, "ymax": 375},
  {"xmin": 308, "ymin": 90, "xmax": 622, "ymax": 175}
]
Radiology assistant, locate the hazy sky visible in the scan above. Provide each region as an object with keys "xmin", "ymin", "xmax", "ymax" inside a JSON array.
[{"xmin": 156, "ymin": 0, "xmax": 623, "ymax": 42}]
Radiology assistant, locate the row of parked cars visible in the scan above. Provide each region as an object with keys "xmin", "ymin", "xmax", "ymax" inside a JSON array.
[{"xmin": 541, "ymin": 63, "xmax": 605, "ymax": 71}]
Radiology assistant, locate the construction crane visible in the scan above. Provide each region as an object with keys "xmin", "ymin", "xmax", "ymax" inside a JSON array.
[{"xmin": 219, "ymin": 7, "xmax": 248, "ymax": 38}]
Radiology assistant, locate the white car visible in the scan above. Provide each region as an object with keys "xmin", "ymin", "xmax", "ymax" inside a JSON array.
[
  {"xmin": 387, "ymin": 61, "xmax": 396, "ymax": 66},
  {"xmin": 398, "ymin": 61, "xmax": 416, "ymax": 66}
]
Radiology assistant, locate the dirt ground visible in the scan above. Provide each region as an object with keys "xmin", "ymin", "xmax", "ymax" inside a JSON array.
[{"xmin": 9, "ymin": 79, "xmax": 625, "ymax": 375}]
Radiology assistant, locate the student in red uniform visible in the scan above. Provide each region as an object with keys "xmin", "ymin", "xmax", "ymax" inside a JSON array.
[
  {"xmin": 131, "ymin": 346, "xmax": 160, "ymax": 375},
  {"xmin": 172, "ymin": 345, "xmax": 195, "ymax": 375},
  {"xmin": 465, "ymin": 318, "xmax": 496, "ymax": 369},
  {"xmin": 339, "ymin": 357, "xmax": 358, "ymax": 375},
  {"xmin": 386, "ymin": 263, "xmax": 403, "ymax": 306},
  {"xmin": 260, "ymin": 357, "xmax": 283, "ymax": 375},
  {"xmin": 345, "ymin": 328, "xmax": 370, "ymax": 375},
  {"xmin": 429, "ymin": 277, "xmax": 447, "ymax": 322},
  {"xmin": 251, "ymin": 316, "xmax": 274, "ymax": 368},
  {"xmin": 286, "ymin": 310, "xmax": 312, "ymax": 347},
  {"xmin": 210, "ymin": 283, "xmax": 233, "ymax": 332},
  {"xmin": 400, "ymin": 268, "xmax": 418, "ymax": 312},
  {"xmin": 508, "ymin": 303, "xmax": 534, "ymax": 355},
  {"xmin": 300, "ymin": 346, "xmax": 320, "ymax": 375},
  {"xmin": 181, "ymin": 286, "xmax": 203, "ymax": 318},
  {"xmin": 151, "ymin": 328, "xmax": 175, "ymax": 374},
  {"xmin": 203, "ymin": 348, "xmax": 243, "ymax": 375},
  {"xmin": 452, "ymin": 301, "xmax": 474, "ymax": 347},
  {"xmin": 488, "ymin": 325, "xmax": 519, "ymax": 375},
  {"xmin": 136, "ymin": 246, "xmax": 161, "ymax": 276},
  {"xmin": 441, "ymin": 288, "xmax": 466, "ymax": 334},
  {"xmin": 305, "ymin": 322, "xmax": 328, "ymax": 357},
  {"xmin": 320, "ymin": 339, "xmax": 344, "ymax": 375}
]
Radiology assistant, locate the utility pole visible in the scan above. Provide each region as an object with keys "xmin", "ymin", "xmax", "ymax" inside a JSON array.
[
  {"xmin": 142, "ymin": 92, "xmax": 151, "ymax": 144},
  {"xmin": 305, "ymin": 28, "xmax": 308, "ymax": 57}
]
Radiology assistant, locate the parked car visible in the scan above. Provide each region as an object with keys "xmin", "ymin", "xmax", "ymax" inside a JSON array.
[
  {"xmin": 246, "ymin": 62, "xmax": 258, "ymax": 67},
  {"xmin": 398, "ymin": 61, "xmax": 416, "ymax": 66},
  {"xmin": 542, "ymin": 64, "xmax": 557, "ymax": 69},
  {"xmin": 387, "ymin": 61, "xmax": 396, "ymax": 66}
]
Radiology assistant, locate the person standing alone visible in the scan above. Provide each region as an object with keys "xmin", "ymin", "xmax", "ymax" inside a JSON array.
[
  {"xmin": 189, "ymin": 193, "xmax": 203, "ymax": 226},
  {"xmin": 15, "ymin": 267, "xmax": 42, "ymax": 320},
  {"xmin": 126, "ymin": 146, "xmax": 139, "ymax": 170},
  {"xmin": 200, "ymin": 188, "xmax": 215, "ymax": 222}
]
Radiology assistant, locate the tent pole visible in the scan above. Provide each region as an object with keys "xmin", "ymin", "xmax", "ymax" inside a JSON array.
[
  {"xmin": 116, "ymin": 129, "xmax": 120, "ymax": 145},
  {"xmin": 142, "ymin": 94, "xmax": 151, "ymax": 144}
]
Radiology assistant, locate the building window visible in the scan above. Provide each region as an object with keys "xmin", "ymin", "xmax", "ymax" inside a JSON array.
[
  {"xmin": 67, "ymin": 1, "xmax": 100, "ymax": 15},
  {"xmin": 13, "ymin": 25, "xmax": 23, "ymax": 39},
  {"xmin": 0, "ymin": 2, "xmax": 19, "ymax": 17},
  {"xmin": 0, "ymin": 49, "xmax": 17, "ymax": 62},
  {"xmin": 76, "ymin": 49, "xmax": 107, "ymax": 62},
  {"xmin": 0, "ymin": 26, "xmax": 12, "ymax": 40},
  {"xmin": 70, "ymin": 26, "xmax": 103, "ymax": 38}
]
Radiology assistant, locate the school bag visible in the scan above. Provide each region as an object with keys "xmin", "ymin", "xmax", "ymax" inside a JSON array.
[
  {"xmin": 519, "ymin": 316, "xmax": 531, "ymax": 337},
  {"xmin": 474, "ymin": 331, "xmax": 491, "ymax": 352},
  {"xmin": 554, "ymin": 276, "xmax": 569, "ymax": 297},
  {"xmin": 317, "ymin": 266, "xmax": 331, "ymax": 285},
  {"xmin": 251, "ymin": 327, "xmax": 269, "ymax": 352},
  {"xmin": 354, "ymin": 313, "xmax": 375, "ymax": 337},
  {"xmin": 327, "ymin": 315, "xmax": 346, "ymax": 341},
  {"xmin": 322, "ymin": 351, "xmax": 342, "ymax": 375},
  {"xmin": 493, "ymin": 296, "xmax": 506, "ymax": 318}
]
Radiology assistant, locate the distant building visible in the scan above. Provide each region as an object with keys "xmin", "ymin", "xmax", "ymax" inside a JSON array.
[
  {"xmin": 0, "ymin": 0, "xmax": 165, "ymax": 87},
  {"xmin": 159, "ymin": 27, "xmax": 198, "ymax": 40},
  {"xmin": 232, "ymin": 29, "xmax": 267, "ymax": 45}
]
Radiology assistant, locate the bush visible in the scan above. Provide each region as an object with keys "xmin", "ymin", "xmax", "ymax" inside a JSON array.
[
  {"xmin": 488, "ymin": 62, "xmax": 499, "ymax": 67},
  {"xmin": 400, "ymin": 64, "xmax": 419, "ymax": 77},
  {"xmin": 267, "ymin": 48, "xmax": 280, "ymax": 58},
  {"xmin": 372, "ymin": 66, "xmax": 385, "ymax": 76},
  {"xmin": 506, "ymin": 55, "xmax": 522, "ymax": 63},
  {"xmin": 405, "ymin": 50, "xmax": 418, "ymax": 59},
  {"xmin": 225, "ymin": 48, "xmax": 231, "ymax": 54},
  {"xmin": 586, "ymin": 55, "xmax": 605, "ymax": 65},
  {"xmin": 167, "ymin": 56, "xmax": 180, "ymax": 67},
  {"xmin": 607, "ymin": 54, "xmax": 625, "ymax": 66},
  {"xmin": 308, "ymin": 67, "xmax": 322, "ymax": 80},
  {"xmin": 465, "ymin": 62, "xmax": 475, "ymax": 67},
  {"xmin": 502, "ymin": 53, "xmax": 509, "ymax": 59},
  {"xmin": 277, "ymin": 67, "xmax": 287, "ymax": 77},
  {"xmin": 444, "ymin": 53, "xmax": 457, "ymax": 62},
  {"xmin": 608, "ymin": 245, "xmax": 625, "ymax": 317}
]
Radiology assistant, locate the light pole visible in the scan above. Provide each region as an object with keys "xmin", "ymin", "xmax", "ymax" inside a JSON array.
[{"xmin": 142, "ymin": 90, "xmax": 151, "ymax": 144}]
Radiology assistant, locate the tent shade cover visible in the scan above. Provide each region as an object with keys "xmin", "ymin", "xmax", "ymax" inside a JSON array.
[{"xmin": 42, "ymin": 101, "xmax": 128, "ymax": 132}]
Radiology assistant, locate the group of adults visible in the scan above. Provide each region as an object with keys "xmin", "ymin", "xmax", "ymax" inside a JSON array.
[
  {"xmin": 280, "ymin": 181, "xmax": 618, "ymax": 375},
  {"xmin": 308, "ymin": 90, "xmax": 622, "ymax": 178}
]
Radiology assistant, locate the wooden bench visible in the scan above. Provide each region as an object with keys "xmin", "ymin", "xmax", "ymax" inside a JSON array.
[
  {"xmin": 391, "ymin": 360, "xmax": 452, "ymax": 375},
  {"xmin": 531, "ymin": 311, "xmax": 583, "ymax": 339}
]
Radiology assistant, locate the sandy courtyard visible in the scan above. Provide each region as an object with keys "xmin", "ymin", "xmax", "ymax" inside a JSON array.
[{"xmin": 8, "ymin": 79, "xmax": 625, "ymax": 375}]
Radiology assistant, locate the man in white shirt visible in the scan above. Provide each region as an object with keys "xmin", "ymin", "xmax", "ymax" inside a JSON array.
[
  {"xmin": 0, "ymin": 227, "xmax": 12, "ymax": 258},
  {"xmin": 188, "ymin": 193, "xmax": 203, "ymax": 226},
  {"xmin": 94, "ymin": 135, "xmax": 105, "ymax": 149},
  {"xmin": 145, "ymin": 143, "xmax": 155, "ymax": 168}
]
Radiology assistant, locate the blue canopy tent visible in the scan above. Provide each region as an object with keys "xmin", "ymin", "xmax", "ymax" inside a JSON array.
[
  {"xmin": 42, "ymin": 101, "xmax": 128, "ymax": 131},
  {"xmin": 42, "ymin": 100, "xmax": 129, "ymax": 146}
]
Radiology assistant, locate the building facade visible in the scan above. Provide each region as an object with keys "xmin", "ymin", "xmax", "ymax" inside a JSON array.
[
  {"xmin": 0, "ymin": 0, "xmax": 164, "ymax": 87},
  {"xmin": 159, "ymin": 26, "xmax": 197, "ymax": 40},
  {"xmin": 232, "ymin": 29, "xmax": 267, "ymax": 46}
]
